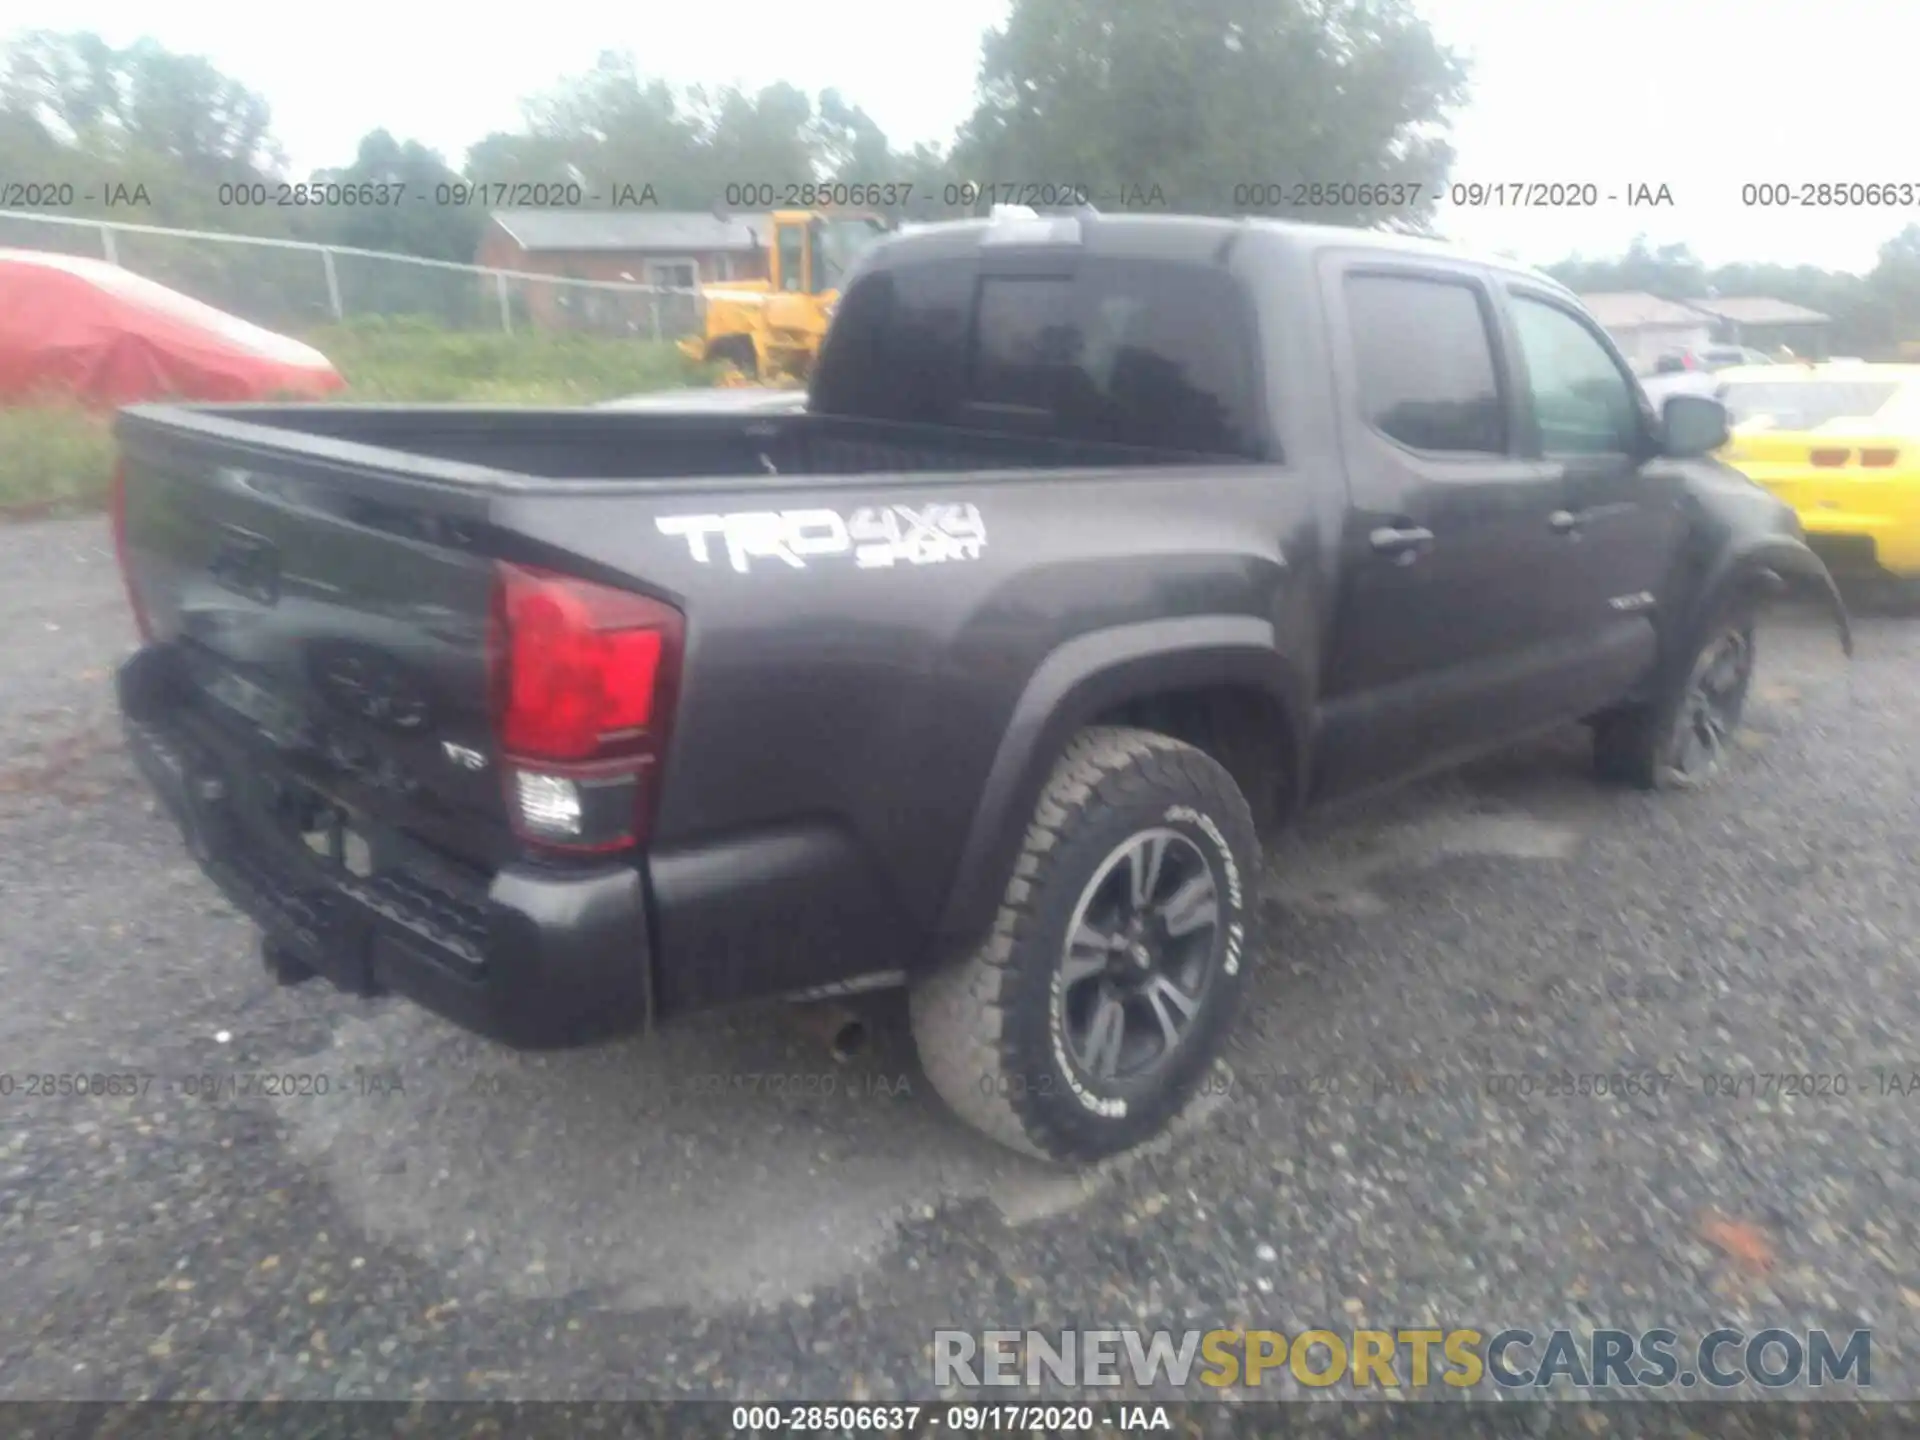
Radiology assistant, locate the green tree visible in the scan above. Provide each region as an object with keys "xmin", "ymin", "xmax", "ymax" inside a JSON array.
[
  {"xmin": 0, "ymin": 29, "xmax": 322, "ymax": 329},
  {"xmin": 299, "ymin": 130, "xmax": 491, "ymax": 324},
  {"xmin": 1546, "ymin": 237, "xmax": 1710, "ymax": 299},
  {"xmin": 466, "ymin": 54, "xmax": 951, "ymax": 219},
  {"xmin": 807, "ymin": 93, "xmax": 957, "ymax": 220},
  {"xmin": 687, "ymin": 80, "xmax": 816, "ymax": 204},
  {"xmin": 467, "ymin": 53, "xmax": 719, "ymax": 207},
  {"xmin": 949, "ymin": 0, "xmax": 1468, "ymax": 224},
  {"xmin": 309, "ymin": 129, "xmax": 480, "ymax": 262},
  {"xmin": 1857, "ymin": 225, "xmax": 1920, "ymax": 355},
  {"xmin": 886, "ymin": 143, "xmax": 962, "ymax": 221},
  {"xmin": 113, "ymin": 38, "xmax": 282, "ymax": 181},
  {"xmin": 808, "ymin": 89, "xmax": 894, "ymax": 183},
  {"xmin": 1, "ymin": 30, "xmax": 282, "ymax": 182},
  {"xmin": 0, "ymin": 30, "xmax": 124, "ymax": 146},
  {"xmin": 0, "ymin": 29, "xmax": 289, "ymax": 233}
]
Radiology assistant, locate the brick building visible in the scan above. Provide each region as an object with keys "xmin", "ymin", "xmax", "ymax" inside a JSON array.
[{"xmin": 476, "ymin": 210, "xmax": 774, "ymax": 333}]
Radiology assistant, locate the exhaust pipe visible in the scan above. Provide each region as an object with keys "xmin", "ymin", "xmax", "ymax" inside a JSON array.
[{"xmin": 789, "ymin": 1001, "xmax": 868, "ymax": 1063}]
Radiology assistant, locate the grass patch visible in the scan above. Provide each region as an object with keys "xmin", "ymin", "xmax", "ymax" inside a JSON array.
[
  {"xmin": 0, "ymin": 403, "xmax": 117, "ymax": 517},
  {"xmin": 308, "ymin": 316, "xmax": 701, "ymax": 404},
  {"xmin": 0, "ymin": 316, "xmax": 707, "ymax": 517}
]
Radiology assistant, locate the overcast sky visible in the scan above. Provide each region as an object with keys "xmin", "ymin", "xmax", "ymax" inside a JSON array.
[{"xmin": 5, "ymin": 0, "xmax": 1906, "ymax": 272}]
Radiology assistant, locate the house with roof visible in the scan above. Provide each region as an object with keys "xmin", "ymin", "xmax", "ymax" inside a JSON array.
[
  {"xmin": 476, "ymin": 210, "xmax": 776, "ymax": 333},
  {"xmin": 1577, "ymin": 292, "xmax": 1718, "ymax": 370},
  {"xmin": 1577, "ymin": 291, "xmax": 1833, "ymax": 369},
  {"xmin": 1682, "ymin": 297, "xmax": 1832, "ymax": 359}
]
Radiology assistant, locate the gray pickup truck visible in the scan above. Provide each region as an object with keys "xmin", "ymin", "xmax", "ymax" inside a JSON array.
[{"xmin": 110, "ymin": 211, "xmax": 1848, "ymax": 1161}]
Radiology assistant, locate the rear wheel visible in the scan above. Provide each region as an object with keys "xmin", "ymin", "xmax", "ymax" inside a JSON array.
[
  {"xmin": 1594, "ymin": 607, "xmax": 1757, "ymax": 790},
  {"xmin": 910, "ymin": 727, "xmax": 1258, "ymax": 1163}
]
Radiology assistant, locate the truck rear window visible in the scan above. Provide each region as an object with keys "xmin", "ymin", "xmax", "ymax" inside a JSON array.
[{"xmin": 812, "ymin": 257, "xmax": 1263, "ymax": 459}]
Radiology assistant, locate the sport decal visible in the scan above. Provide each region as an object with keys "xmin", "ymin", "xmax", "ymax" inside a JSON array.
[{"xmin": 657, "ymin": 504, "xmax": 987, "ymax": 573}]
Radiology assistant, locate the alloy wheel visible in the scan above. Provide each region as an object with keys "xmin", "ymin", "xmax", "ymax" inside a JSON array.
[
  {"xmin": 1663, "ymin": 629, "xmax": 1754, "ymax": 786},
  {"xmin": 1055, "ymin": 827, "xmax": 1224, "ymax": 1084}
]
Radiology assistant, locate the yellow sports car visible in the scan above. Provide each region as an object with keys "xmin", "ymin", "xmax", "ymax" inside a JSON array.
[{"xmin": 1715, "ymin": 362, "xmax": 1920, "ymax": 585}]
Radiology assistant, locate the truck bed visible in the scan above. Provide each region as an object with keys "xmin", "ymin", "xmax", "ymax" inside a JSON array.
[
  {"xmin": 122, "ymin": 403, "xmax": 1199, "ymax": 492},
  {"xmin": 111, "ymin": 398, "xmax": 1279, "ymax": 1040}
]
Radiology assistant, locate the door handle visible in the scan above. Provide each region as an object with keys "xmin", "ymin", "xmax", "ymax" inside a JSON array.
[
  {"xmin": 1549, "ymin": 509, "xmax": 1585, "ymax": 534},
  {"xmin": 1369, "ymin": 526, "xmax": 1435, "ymax": 562}
]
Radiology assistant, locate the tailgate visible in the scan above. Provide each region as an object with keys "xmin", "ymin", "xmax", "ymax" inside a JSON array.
[{"xmin": 114, "ymin": 409, "xmax": 511, "ymax": 871}]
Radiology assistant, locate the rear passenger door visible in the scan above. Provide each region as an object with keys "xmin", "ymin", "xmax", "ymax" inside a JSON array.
[
  {"xmin": 1314, "ymin": 263, "xmax": 1576, "ymax": 800},
  {"xmin": 1497, "ymin": 285, "xmax": 1682, "ymax": 711}
]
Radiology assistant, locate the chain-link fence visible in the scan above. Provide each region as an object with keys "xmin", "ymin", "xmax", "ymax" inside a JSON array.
[{"xmin": 0, "ymin": 211, "xmax": 706, "ymax": 341}]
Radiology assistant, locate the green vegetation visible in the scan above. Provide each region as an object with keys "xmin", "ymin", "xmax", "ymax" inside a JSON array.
[
  {"xmin": 307, "ymin": 317, "xmax": 698, "ymax": 404},
  {"xmin": 0, "ymin": 403, "xmax": 117, "ymax": 515},
  {"xmin": 0, "ymin": 13, "xmax": 1475, "ymax": 512},
  {"xmin": 4, "ymin": 9, "xmax": 1470, "ymax": 238},
  {"xmin": 0, "ymin": 320, "xmax": 702, "ymax": 517}
]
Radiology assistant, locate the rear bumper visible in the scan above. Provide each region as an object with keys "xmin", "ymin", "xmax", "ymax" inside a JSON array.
[
  {"xmin": 119, "ymin": 650, "xmax": 652, "ymax": 1048},
  {"xmin": 117, "ymin": 643, "xmax": 925, "ymax": 1045}
]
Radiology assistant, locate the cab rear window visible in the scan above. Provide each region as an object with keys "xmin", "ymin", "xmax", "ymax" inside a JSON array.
[
  {"xmin": 812, "ymin": 256, "xmax": 1265, "ymax": 459},
  {"xmin": 1718, "ymin": 380, "xmax": 1900, "ymax": 430}
]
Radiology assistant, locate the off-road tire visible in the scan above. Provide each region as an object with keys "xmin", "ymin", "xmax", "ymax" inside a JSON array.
[
  {"xmin": 910, "ymin": 727, "xmax": 1259, "ymax": 1164},
  {"xmin": 1593, "ymin": 603, "xmax": 1758, "ymax": 791}
]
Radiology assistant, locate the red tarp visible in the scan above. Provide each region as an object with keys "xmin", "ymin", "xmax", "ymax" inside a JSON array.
[{"xmin": 0, "ymin": 248, "xmax": 345, "ymax": 407}]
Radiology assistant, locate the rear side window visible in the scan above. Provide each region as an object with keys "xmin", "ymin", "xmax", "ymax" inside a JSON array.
[
  {"xmin": 1344, "ymin": 274, "xmax": 1507, "ymax": 454},
  {"xmin": 970, "ymin": 263, "xmax": 1261, "ymax": 457},
  {"xmin": 812, "ymin": 256, "xmax": 1262, "ymax": 458}
]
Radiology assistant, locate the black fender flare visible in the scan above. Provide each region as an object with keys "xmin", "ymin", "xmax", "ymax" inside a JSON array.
[
  {"xmin": 933, "ymin": 614, "xmax": 1309, "ymax": 949},
  {"xmin": 1683, "ymin": 535, "xmax": 1852, "ymax": 665}
]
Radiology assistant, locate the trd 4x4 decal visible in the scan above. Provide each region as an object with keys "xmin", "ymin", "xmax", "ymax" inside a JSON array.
[{"xmin": 656, "ymin": 504, "xmax": 987, "ymax": 573}]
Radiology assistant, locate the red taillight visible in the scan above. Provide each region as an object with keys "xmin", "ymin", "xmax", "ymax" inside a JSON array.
[
  {"xmin": 495, "ymin": 565, "xmax": 669, "ymax": 758},
  {"xmin": 1809, "ymin": 448, "xmax": 1850, "ymax": 468},
  {"xmin": 1861, "ymin": 448, "xmax": 1900, "ymax": 467},
  {"xmin": 489, "ymin": 562, "xmax": 683, "ymax": 853},
  {"xmin": 110, "ymin": 461, "xmax": 154, "ymax": 640}
]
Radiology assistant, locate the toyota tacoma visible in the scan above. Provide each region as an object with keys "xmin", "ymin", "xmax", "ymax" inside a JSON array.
[{"xmin": 110, "ymin": 210, "xmax": 1849, "ymax": 1163}]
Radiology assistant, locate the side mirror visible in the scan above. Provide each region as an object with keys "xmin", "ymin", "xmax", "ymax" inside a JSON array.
[{"xmin": 1661, "ymin": 393, "xmax": 1731, "ymax": 457}]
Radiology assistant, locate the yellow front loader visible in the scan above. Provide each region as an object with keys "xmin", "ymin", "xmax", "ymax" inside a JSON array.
[{"xmin": 678, "ymin": 210, "xmax": 890, "ymax": 387}]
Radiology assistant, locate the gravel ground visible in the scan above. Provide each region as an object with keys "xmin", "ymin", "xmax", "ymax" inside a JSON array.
[{"xmin": 0, "ymin": 515, "xmax": 1913, "ymax": 1407}]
